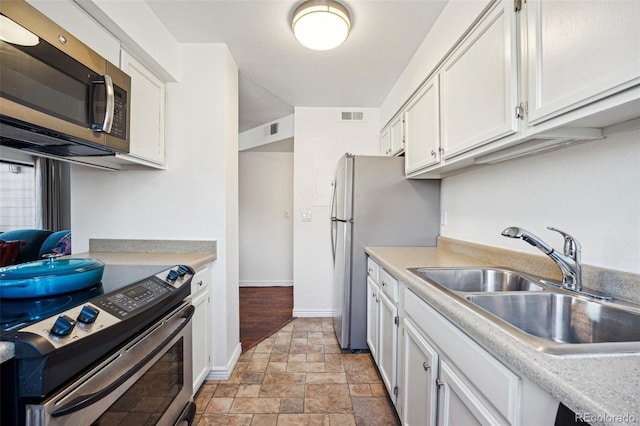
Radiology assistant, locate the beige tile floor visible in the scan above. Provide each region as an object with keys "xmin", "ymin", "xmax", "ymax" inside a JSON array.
[{"xmin": 193, "ymin": 318, "xmax": 401, "ymax": 426}]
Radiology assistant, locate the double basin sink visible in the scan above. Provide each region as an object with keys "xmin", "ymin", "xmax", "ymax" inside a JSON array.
[{"xmin": 407, "ymin": 267, "xmax": 640, "ymax": 355}]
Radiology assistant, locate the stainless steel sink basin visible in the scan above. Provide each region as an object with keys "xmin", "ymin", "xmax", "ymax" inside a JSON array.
[
  {"xmin": 408, "ymin": 267, "xmax": 545, "ymax": 293},
  {"xmin": 466, "ymin": 293, "xmax": 640, "ymax": 354}
]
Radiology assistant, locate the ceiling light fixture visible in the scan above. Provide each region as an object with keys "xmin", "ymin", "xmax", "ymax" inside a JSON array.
[{"xmin": 291, "ymin": 0, "xmax": 351, "ymax": 51}]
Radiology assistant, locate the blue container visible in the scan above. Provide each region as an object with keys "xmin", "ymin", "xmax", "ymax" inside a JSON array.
[{"xmin": 0, "ymin": 258, "xmax": 105, "ymax": 298}]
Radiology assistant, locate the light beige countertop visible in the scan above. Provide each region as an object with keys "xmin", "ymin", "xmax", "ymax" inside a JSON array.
[{"xmin": 366, "ymin": 246, "xmax": 640, "ymax": 426}]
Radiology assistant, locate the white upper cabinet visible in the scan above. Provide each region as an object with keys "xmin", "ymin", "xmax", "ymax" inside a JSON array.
[
  {"xmin": 526, "ymin": 0, "xmax": 640, "ymax": 125},
  {"xmin": 380, "ymin": 126, "xmax": 391, "ymax": 156},
  {"xmin": 380, "ymin": 114, "xmax": 405, "ymax": 157},
  {"xmin": 404, "ymin": 75, "xmax": 441, "ymax": 174},
  {"xmin": 440, "ymin": 0, "xmax": 519, "ymax": 159},
  {"xmin": 120, "ymin": 50, "xmax": 166, "ymax": 166},
  {"xmin": 389, "ymin": 114, "xmax": 405, "ymax": 156}
]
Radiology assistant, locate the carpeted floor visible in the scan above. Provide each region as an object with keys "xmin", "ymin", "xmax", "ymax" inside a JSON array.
[{"xmin": 239, "ymin": 286, "xmax": 294, "ymax": 352}]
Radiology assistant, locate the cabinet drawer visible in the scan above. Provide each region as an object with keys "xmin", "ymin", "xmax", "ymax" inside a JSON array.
[
  {"xmin": 405, "ymin": 288, "xmax": 520, "ymax": 423},
  {"xmin": 191, "ymin": 267, "xmax": 209, "ymax": 295},
  {"xmin": 379, "ymin": 269, "xmax": 398, "ymax": 303},
  {"xmin": 367, "ymin": 257, "xmax": 380, "ymax": 283}
]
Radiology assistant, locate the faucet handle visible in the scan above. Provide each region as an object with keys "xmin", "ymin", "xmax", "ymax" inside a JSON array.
[{"xmin": 547, "ymin": 227, "xmax": 581, "ymax": 260}]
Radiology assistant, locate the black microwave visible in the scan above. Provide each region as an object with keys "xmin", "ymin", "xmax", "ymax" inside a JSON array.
[{"xmin": 0, "ymin": 0, "xmax": 131, "ymax": 157}]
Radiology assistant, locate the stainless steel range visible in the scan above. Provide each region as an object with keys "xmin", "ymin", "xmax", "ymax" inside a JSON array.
[{"xmin": 1, "ymin": 263, "xmax": 197, "ymax": 426}]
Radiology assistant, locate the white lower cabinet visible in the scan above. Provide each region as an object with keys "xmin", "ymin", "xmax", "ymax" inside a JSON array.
[
  {"xmin": 378, "ymin": 289, "xmax": 398, "ymax": 402},
  {"xmin": 396, "ymin": 287, "xmax": 558, "ymax": 425},
  {"xmin": 437, "ymin": 360, "xmax": 504, "ymax": 425},
  {"xmin": 191, "ymin": 265, "xmax": 212, "ymax": 396},
  {"xmin": 366, "ymin": 258, "xmax": 398, "ymax": 404},
  {"xmin": 366, "ymin": 276, "xmax": 380, "ymax": 362},
  {"xmin": 364, "ymin": 258, "xmax": 559, "ymax": 426},
  {"xmin": 401, "ymin": 318, "xmax": 438, "ymax": 426}
]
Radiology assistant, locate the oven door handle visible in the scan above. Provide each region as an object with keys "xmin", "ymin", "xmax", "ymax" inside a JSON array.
[{"xmin": 51, "ymin": 305, "xmax": 195, "ymax": 418}]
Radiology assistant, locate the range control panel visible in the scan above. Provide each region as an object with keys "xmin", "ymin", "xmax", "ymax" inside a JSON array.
[{"xmin": 19, "ymin": 265, "xmax": 193, "ymax": 349}]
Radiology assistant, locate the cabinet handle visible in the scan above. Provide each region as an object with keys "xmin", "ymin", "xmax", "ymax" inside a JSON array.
[
  {"xmin": 197, "ymin": 280, "xmax": 203, "ymax": 287},
  {"xmin": 382, "ymin": 280, "xmax": 387, "ymax": 287},
  {"xmin": 430, "ymin": 150, "xmax": 437, "ymax": 157},
  {"xmin": 436, "ymin": 378, "xmax": 443, "ymax": 389},
  {"xmin": 423, "ymin": 361, "xmax": 430, "ymax": 371}
]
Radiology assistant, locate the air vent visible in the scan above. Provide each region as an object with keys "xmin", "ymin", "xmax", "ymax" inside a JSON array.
[
  {"xmin": 269, "ymin": 122, "xmax": 279, "ymax": 135},
  {"xmin": 341, "ymin": 111, "xmax": 364, "ymax": 121}
]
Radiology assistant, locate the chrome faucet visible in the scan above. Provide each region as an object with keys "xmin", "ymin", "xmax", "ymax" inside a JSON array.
[{"xmin": 501, "ymin": 226, "xmax": 582, "ymax": 291}]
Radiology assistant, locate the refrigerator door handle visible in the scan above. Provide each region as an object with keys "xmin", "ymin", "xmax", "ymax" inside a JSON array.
[
  {"xmin": 330, "ymin": 177, "xmax": 337, "ymax": 263},
  {"xmin": 331, "ymin": 218, "xmax": 337, "ymax": 263}
]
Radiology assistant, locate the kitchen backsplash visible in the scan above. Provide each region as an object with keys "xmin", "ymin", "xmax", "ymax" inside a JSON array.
[{"xmin": 89, "ymin": 239, "xmax": 217, "ymax": 254}]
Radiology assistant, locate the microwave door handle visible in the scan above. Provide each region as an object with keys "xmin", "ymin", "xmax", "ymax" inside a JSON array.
[{"xmin": 101, "ymin": 74, "xmax": 115, "ymax": 133}]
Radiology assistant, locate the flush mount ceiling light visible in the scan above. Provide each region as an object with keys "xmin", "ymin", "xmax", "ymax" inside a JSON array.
[{"xmin": 291, "ymin": 0, "xmax": 351, "ymax": 51}]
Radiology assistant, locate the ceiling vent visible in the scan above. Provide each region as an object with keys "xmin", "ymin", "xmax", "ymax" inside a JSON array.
[
  {"xmin": 267, "ymin": 122, "xmax": 279, "ymax": 136},
  {"xmin": 341, "ymin": 111, "xmax": 364, "ymax": 121}
]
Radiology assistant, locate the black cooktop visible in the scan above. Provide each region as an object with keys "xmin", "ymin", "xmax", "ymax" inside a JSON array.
[{"xmin": 0, "ymin": 264, "xmax": 170, "ymax": 333}]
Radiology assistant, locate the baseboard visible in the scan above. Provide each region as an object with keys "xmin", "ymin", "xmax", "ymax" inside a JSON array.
[
  {"xmin": 292, "ymin": 308, "xmax": 335, "ymax": 317},
  {"xmin": 239, "ymin": 280, "xmax": 293, "ymax": 287},
  {"xmin": 205, "ymin": 341, "xmax": 242, "ymax": 381}
]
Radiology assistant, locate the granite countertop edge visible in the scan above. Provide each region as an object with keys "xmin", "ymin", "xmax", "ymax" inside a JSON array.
[{"xmin": 365, "ymin": 246, "xmax": 640, "ymax": 426}]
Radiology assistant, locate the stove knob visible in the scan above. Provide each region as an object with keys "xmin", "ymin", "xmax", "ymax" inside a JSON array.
[
  {"xmin": 176, "ymin": 265, "xmax": 188, "ymax": 277},
  {"xmin": 51, "ymin": 315, "xmax": 76, "ymax": 336},
  {"xmin": 77, "ymin": 305, "xmax": 100, "ymax": 324},
  {"xmin": 167, "ymin": 269, "xmax": 179, "ymax": 282}
]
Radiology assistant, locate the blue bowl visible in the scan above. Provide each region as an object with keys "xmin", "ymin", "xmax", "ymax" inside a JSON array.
[{"xmin": 0, "ymin": 258, "xmax": 105, "ymax": 299}]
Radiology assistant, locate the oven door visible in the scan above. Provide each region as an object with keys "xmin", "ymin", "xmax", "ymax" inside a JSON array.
[{"xmin": 25, "ymin": 301, "xmax": 195, "ymax": 426}]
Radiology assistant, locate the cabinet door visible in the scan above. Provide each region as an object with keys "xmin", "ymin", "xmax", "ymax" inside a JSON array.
[
  {"xmin": 378, "ymin": 290, "xmax": 398, "ymax": 403},
  {"xmin": 440, "ymin": 0, "xmax": 519, "ymax": 159},
  {"xmin": 404, "ymin": 75, "xmax": 440, "ymax": 174},
  {"xmin": 402, "ymin": 319, "xmax": 438, "ymax": 426},
  {"xmin": 389, "ymin": 114, "xmax": 405, "ymax": 156},
  {"xmin": 438, "ymin": 360, "xmax": 504, "ymax": 426},
  {"xmin": 120, "ymin": 50, "xmax": 166, "ymax": 164},
  {"xmin": 380, "ymin": 126, "xmax": 391, "ymax": 156},
  {"xmin": 366, "ymin": 277, "xmax": 380, "ymax": 362},
  {"xmin": 526, "ymin": 0, "xmax": 640, "ymax": 125},
  {"xmin": 191, "ymin": 267, "xmax": 212, "ymax": 395}
]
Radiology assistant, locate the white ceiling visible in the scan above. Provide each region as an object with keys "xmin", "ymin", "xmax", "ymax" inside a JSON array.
[{"xmin": 145, "ymin": 0, "xmax": 448, "ymax": 132}]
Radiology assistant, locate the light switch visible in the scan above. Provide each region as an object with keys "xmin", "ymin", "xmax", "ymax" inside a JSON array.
[{"xmin": 301, "ymin": 210, "xmax": 312, "ymax": 222}]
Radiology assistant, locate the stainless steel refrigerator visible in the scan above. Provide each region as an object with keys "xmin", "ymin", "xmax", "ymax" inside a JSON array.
[{"xmin": 330, "ymin": 154, "xmax": 440, "ymax": 351}]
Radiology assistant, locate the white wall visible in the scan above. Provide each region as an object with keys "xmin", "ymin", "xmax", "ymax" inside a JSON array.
[
  {"xmin": 293, "ymin": 107, "xmax": 380, "ymax": 316},
  {"xmin": 70, "ymin": 43, "xmax": 240, "ymax": 374},
  {"xmin": 441, "ymin": 128, "xmax": 640, "ymax": 274},
  {"xmin": 239, "ymin": 151, "xmax": 293, "ymax": 286}
]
